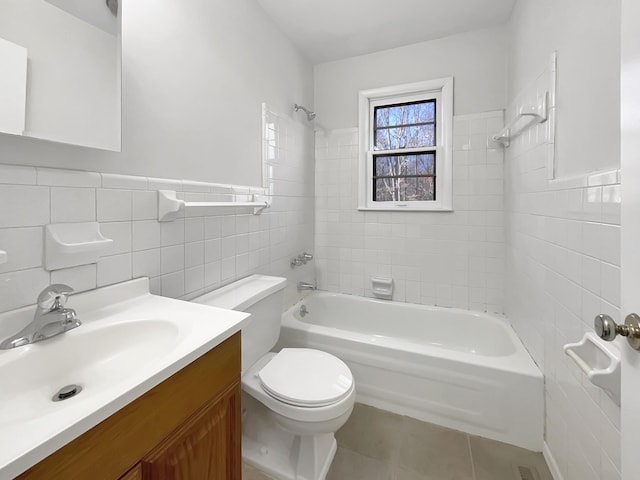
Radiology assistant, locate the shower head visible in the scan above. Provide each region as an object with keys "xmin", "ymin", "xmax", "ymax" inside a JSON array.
[{"xmin": 294, "ymin": 104, "xmax": 316, "ymax": 121}]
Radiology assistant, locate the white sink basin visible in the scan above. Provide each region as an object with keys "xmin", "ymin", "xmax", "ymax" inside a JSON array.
[
  {"xmin": 0, "ymin": 278, "xmax": 250, "ymax": 479},
  {"xmin": 0, "ymin": 319, "xmax": 179, "ymax": 427}
]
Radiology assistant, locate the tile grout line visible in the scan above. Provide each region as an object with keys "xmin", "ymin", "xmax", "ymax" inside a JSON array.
[
  {"xmin": 47, "ymin": 185, "xmax": 53, "ymax": 286},
  {"xmin": 467, "ymin": 434, "xmax": 478, "ymax": 480}
]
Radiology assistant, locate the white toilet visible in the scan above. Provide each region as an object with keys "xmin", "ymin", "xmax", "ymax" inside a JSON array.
[{"xmin": 193, "ymin": 275, "xmax": 355, "ymax": 480}]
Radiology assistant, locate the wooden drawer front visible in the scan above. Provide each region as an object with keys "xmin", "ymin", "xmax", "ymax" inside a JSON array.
[{"xmin": 16, "ymin": 332, "xmax": 240, "ymax": 480}]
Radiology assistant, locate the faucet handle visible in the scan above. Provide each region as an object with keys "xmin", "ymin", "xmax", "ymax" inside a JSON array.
[{"xmin": 37, "ymin": 284, "xmax": 74, "ymax": 310}]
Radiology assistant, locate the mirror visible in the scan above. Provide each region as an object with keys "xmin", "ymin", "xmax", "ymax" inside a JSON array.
[{"xmin": 0, "ymin": 0, "xmax": 121, "ymax": 151}]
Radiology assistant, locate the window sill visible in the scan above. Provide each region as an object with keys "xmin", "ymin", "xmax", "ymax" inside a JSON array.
[{"xmin": 357, "ymin": 206, "xmax": 453, "ymax": 212}]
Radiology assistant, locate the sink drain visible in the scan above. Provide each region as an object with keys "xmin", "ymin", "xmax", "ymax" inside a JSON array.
[{"xmin": 52, "ymin": 384, "xmax": 82, "ymax": 402}]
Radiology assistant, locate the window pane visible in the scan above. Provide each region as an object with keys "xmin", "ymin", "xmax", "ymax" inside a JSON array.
[
  {"xmin": 374, "ymin": 125, "xmax": 435, "ymax": 150},
  {"xmin": 375, "ymin": 100, "xmax": 435, "ymax": 127},
  {"xmin": 413, "ymin": 177, "xmax": 435, "ymax": 201},
  {"xmin": 374, "ymin": 154, "xmax": 435, "ymax": 176},
  {"xmin": 374, "ymin": 176, "xmax": 434, "ymax": 202}
]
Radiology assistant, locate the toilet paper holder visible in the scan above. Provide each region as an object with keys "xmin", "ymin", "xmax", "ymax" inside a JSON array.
[{"xmin": 564, "ymin": 332, "xmax": 621, "ymax": 405}]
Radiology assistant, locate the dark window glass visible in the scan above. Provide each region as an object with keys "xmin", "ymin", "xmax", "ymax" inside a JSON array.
[
  {"xmin": 374, "ymin": 100, "xmax": 436, "ymax": 150},
  {"xmin": 374, "ymin": 125, "xmax": 435, "ymax": 150},
  {"xmin": 373, "ymin": 153, "xmax": 435, "ymax": 202},
  {"xmin": 375, "ymin": 101, "xmax": 435, "ymax": 127}
]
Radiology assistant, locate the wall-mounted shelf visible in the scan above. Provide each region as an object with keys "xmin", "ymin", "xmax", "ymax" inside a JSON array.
[
  {"xmin": 158, "ymin": 190, "xmax": 270, "ymax": 222},
  {"xmin": 492, "ymin": 92, "xmax": 548, "ymax": 147},
  {"xmin": 564, "ymin": 332, "xmax": 621, "ymax": 405},
  {"xmin": 45, "ymin": 222, "xmax": 113, "ymax": 271},
  {"xmin": 0, "ymin": 249, "xmax": 7, "ymax": 265}
]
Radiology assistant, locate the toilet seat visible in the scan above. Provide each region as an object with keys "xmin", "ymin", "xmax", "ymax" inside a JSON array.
[
  {"xmin": 258, "ymin": 348, "xmax": 353, "ymax": 407},
  {"xmin": 242, "ymin": 351, "xmax": 356, "ymax": 424}
]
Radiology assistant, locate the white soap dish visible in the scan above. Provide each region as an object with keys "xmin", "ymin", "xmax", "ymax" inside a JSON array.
[
  {"xmin": 371, "ymin": 276, "xmax": 393, "ymax": 300},
  {"xmin": 0, "ymin": 249, "xmax": 7, "ymax": 265},
  {"xmin": 45, "ymin": 222, "xmax": 113, "ymax": 271},
  {"xmin": 564, "ymin": 332, "xmax": 621, "ymax": 405}
]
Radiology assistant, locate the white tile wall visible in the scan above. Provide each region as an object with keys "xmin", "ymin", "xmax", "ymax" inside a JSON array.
[
  {"xmin": 315, "ymin": 111, "xmax": 505, "ymax": 312},
  {"xmin": 504, "ymin": 95, "xmax": 621, "ymax": 479},
  {"xmin": 0, "ymin": 106, "xmax": 315, "ymax": 315}
]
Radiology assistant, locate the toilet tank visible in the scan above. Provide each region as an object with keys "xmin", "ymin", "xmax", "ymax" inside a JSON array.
[{"xmin": 192, "ymin": 275, "xmax": 287, "ymax": 371}]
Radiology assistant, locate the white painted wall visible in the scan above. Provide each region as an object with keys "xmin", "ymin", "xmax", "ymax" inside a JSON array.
[
  {"xmin": 505, "ymin": 1, "xmax": 622, "ymax": 479},
  {"xmin": 0, "ymin": 0, "xmax": 119, "ymax": 150},
  {"xmin": 314, "ymin": 27, "xmax": 508, "ymax": 130},
  {"xmin": 508, "ymin": 0, "xmax": 620, "ymax": 178},
  {"xmin": 0, "ymin": 0, "xmax": 313, "ymax": 187}
]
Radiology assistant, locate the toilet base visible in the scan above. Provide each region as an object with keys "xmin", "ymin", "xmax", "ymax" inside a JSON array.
[
  {"xmin": 242, "ymin": 394, "xmax": 338, "ymax": 480},
  {"xmin": 243, "ymin": 435, "xmax": 336, "ymax": 480}
]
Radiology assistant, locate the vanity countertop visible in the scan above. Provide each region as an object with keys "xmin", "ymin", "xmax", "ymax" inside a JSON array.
[{"xmin": 0, "ymin": 278, "xmax": 249, "ymax": 479}]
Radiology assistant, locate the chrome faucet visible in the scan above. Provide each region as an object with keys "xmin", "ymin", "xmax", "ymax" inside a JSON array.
[
  {"xmin": 290, "ymin": 252, "xmax": 314, "ymax": 268},
  {"xmin": 0, "ymin": 284, "xmax": 81, "ymax": 349},
  {"xmin": 297, "ymin": 281, "xmax": 316, "ymax": 291}
]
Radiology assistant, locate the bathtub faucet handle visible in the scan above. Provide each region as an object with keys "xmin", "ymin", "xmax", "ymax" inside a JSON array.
[{"xmin": 295, "ymin": 252, "xmax": 314, "ymax": 265}]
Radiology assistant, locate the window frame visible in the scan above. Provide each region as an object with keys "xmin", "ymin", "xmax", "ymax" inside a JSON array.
[{"xmin": 358, "ymin": 78, "xmax": 454, "ymax": 211}]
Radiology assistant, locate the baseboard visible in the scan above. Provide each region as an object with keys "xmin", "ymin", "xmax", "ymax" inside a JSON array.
[{"xmin": 543, "ymin": 442, "xmax": 564, "ymax": 480}]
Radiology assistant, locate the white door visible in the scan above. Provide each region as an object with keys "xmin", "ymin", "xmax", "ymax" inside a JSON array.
[{"xmin": 621, "ymin": 1, "xmax": 640, "ymax": 479}]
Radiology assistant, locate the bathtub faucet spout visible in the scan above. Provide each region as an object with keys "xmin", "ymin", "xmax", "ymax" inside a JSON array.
[{"xmin": 298, "ymin": 281, "xmax": 316, "ymax": 291}]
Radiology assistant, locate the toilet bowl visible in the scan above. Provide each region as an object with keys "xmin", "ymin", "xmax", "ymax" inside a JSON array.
[
  {"xmin": 193, "ymin": 275, "xmax": 355, "ymax": 480},
  {"xmin": 244, "ymin": 351, "xmax": 355, "ymax": 432}
]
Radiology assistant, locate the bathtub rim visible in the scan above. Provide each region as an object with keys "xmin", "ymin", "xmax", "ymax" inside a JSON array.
[{"xmin": 282, "ymin": 291, "xmax": 542, "ymax": 379}]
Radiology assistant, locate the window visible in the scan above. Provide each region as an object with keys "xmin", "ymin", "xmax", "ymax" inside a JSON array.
[{"xmin": 358, "ymin": 78, "xmax": 453, "ymax": 211}]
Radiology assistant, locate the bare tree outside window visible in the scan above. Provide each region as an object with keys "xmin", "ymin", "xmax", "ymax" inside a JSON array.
[
  {"xmin": 372, "ymin": 100, "xmax": 436, "ymax": 202},
  {"xmin": 373, "ymin": 153, "xmax": 435, "ymax": 201}
]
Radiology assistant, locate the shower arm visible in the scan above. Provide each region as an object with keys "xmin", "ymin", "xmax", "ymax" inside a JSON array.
[{"xmin": 294, "ymin": 104, "xmax": 316, "ymax": 121}]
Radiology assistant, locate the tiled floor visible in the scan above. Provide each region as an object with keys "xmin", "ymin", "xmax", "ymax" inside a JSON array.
[
  {"xmin": 243, "ymin": 463, "xmax": 277, "ymax": 480},
  {"xmin": 243, "ymin": 403, "xmax": 553, "ymax": 480}
]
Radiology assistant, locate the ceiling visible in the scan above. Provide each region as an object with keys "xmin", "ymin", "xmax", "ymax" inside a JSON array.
[
  {"xmin": 45, "ymin": 0, "xmax": 118, "ymax": 35},
  {"xmin": 255, "ymin": 0, "xmax": 516, "ymax": 64}
]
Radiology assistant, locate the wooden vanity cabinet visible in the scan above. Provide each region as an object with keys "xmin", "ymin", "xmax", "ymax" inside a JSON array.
[
  {"xmin": 119, "ymin": 465, "xmax": 142, "ymax": 480},
  {"xmin": 16, "ymin": 332, "xmax": 241, "ymax": 480},
  {"xmin": 138, "ymin": 383, "xmax": 239, "ymax": 480}
]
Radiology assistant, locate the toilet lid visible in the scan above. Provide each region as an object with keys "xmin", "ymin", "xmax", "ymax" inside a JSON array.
[{"xmin": 258, "ymin": 348, "xmax": 353, "ymax": 407}]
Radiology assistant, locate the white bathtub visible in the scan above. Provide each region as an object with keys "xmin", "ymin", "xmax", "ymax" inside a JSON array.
[{"xmin": 276, "ymin": 292, "xmax": 543, "ymax": 451}]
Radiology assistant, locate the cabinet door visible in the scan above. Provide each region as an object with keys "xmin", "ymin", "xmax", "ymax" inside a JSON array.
[
  {"xmin": 140, "ymin": 381, "xmax": 241, "ymax": 480},
  {"xmin": 119, "ymin": 464, "xmax": 142, "ymax": 480}
]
